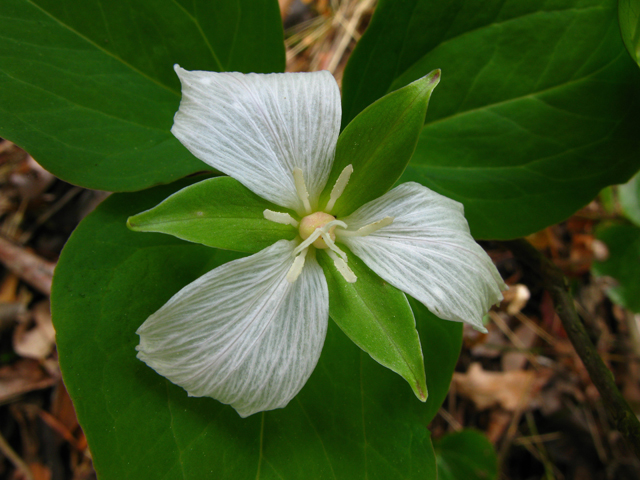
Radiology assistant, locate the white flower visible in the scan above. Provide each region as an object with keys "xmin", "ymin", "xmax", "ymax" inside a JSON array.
[{"xmin": 136, "ymin": 66, "xmax": 506, "ymax": 417}]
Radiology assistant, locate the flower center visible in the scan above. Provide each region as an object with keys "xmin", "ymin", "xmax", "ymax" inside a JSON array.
[
  {"xmin": 299, "ymin": 212, "xmax": 336, "ymax": 249},
  {"xmin": 262, "ymin": 165, "xmax": 394, "ymax": 285}
]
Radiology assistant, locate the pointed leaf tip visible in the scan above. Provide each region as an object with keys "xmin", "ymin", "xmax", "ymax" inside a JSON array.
[
  {"xmin": 428, "ymin": 68, "xmax": 441, "ymax": 84},
  {"xmin": 430, "ymin": 69, "xmax": 441, "ymax": 85},
  {"xmin": 125, "ymin": 216, "xmax": 138, "ymax": 231},
  {"xmin": 416, "ymin": 380, "xmax": 428, "ymax": 402},
  {"xmin": 126, "ymin": 212, "xmax": 151, "ymax": 232},
  {"xmin": 412, "ymin": 68, "xmax": 441, "ymax": 93}
]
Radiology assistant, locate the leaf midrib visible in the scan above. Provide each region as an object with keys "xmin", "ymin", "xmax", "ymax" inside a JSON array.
[
  {"xmin": 347, "ymin": 2, "xmax": 609, "ymax": 121},
  {"xmin": 23, "ymin": 0, "xmax": 229, "ymax": 97},
  {"xmin": 422, "ymin": 49, "xmax": 625, "ymax": 131},
  {"xmin": 25, "ymin": 0, "xmax": 179, "ymax": 95},
  {"xmin": 0, "ymin": 67, "xmax": 174, "ymax": 133},
  {"xmin": 389, "ymin": 3, "xmax": 611, "ymax": 95},
  {"xmin": 169, "ymin": 0, "xmax": 225, "ymax": 71}
]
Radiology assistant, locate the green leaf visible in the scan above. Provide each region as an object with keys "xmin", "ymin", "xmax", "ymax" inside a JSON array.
[
  {"xmin": 0, "ymin": 0, "xmax": 284, "ymax": 192},
  {"xmin": 619, "ymin": 0, "xmax": 640, "ymax": 65},
  {"xmin": 592, "ymin": 223, "xmax": 640, "ymax": 312},
  {"xmin": 50, "ymin": 181, "xmax": 461, "ymax": 479},
  {"xmin": 435, "ymin": 430, "xmax": 498, "ymax": 480},
  {"xmin": 321, "ymin": 70, "xmax": 440, "ymax": 216},
  {"xmin": 317, "ymin": 247, "xmax": 427, "ymax": 402},
  {"xmin": 127, "ymin": 176, "xmax": 296, "ymax": 253},
  {"xmin": 342, "ymin": 0, "xmax": 640, "ymax": 239},
  {"xmin": 618, "ymin": 172, "xmax": 640, "ymax": 226}
]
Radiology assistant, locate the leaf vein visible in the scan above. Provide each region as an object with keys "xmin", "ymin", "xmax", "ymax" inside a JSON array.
[{"xmin": 25, "ymin": 0, "xmax": 179, "ymax": 95}]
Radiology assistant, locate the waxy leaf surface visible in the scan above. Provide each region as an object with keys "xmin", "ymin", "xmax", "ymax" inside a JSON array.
[
  {"xmin": 0, "ymin": 0, "xmax": 284, "ymax": 191},
  {"xmin": 435, "ymin": 430, "xmax": 498, "ymax": 480},
  {"xmin": 318, "ymin": 248, "xmax": 427, "ymax": 402},
  {"xmin": 51, "ymin": 181, "xmax": 464, "ymax": 479},
  {"xmin": 342, "ymin": 0, "xmax": 640, "ymax": 239},
  {"xmin": 127, "ymin": 176, "xmax": 296, "ymax": 253}
]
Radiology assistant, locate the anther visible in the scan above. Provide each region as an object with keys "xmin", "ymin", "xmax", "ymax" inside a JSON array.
[
  {"xmin": 263, "ymin": 209, "xmax": 299, "ymax": 228},
  {"xmin": 324, "ymin": 164, "xmax": 353, "ymax": 213},
  {"xmin": 293, "ymin": 168, "xmax": 312, "ymax": 214},
  {"xmin": 287, "ymin": 247, "xmax": 308, "ymax": 283},
  {"xmin": 326, "ymin": 250, "xmax": 357, "ymax": 283},
  {"xmin": 336, "ymin": 216, "xmax": 394, "ymax": 238}
]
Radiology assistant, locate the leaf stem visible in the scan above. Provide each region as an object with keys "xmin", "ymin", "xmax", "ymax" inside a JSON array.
[{"xmin": 503, "ymin": 238, "xmax": 640, "ymax": 459}]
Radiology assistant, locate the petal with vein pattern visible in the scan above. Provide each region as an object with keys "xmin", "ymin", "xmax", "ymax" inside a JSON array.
[
  {"xmin": 339, "ymin": 183, "xmax": 506, "ymax": 331},
  {"xmin": 136, "ymin": 240, "xmax": 329, "ymax": 417},
  {"xmin": 172, "ymin": 67, "xmax": 341, "ymax": 213}
]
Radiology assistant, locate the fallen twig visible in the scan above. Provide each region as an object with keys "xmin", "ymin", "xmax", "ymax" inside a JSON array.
[
  {"xmin": 0, "ymin": 237, "xmax": 55, "ymax": 295},
  {"xmin": 0, "ymin": 430, "xmax": 35, "ymax": 480},
  {"xmin": 504, "ymin": 238, "xmax": 640, "ymax": 459}
]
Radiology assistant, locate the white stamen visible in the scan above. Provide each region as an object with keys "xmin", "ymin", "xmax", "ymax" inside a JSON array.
[
  {"xmin": 322, "ymin": 219, "xmax": 348, "ymax": 231},
  {"xmin": 294, "ymin": 219, "xmax": 348, "ymax": 256},
  {"xmin": 325, "ymin": 164, "xmax": 354, "ymax": 213},
  {"xmin": 321, "ymin": 232, "xmax": 348, "ymax": 262},
  {"xmin": 336, "ymin": 216, "xmax": 394, "ymax": 238},
  {"xmin": 293, "ymin": 168, "xmax": 312, "ymax": 214},
  {"xmin": 263, "ymin": 209, "xmax": 299, "ymax": 228},
  {"xmin": 327, "ymin": 250, "xmax": 357, "ymax": 283},
  {"xmin": 293, "ymin": 229, "xmax": 324, "ymax": 256},
  {"xmin": 286, "ymin": 248, "xmax": 308, "ymax": 283}
]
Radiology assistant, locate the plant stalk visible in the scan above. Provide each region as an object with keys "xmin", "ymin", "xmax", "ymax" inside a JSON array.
[{"xmin": 503, "ymin": 238, "xmax": 640, "ymax": 459}]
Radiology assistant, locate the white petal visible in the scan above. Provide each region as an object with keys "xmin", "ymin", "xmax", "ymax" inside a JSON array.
[
  {"xmin": 172, "ymin": 66, "xmax": 341, "ymax": 213},
  {"xmin": 136, "ymin": 240, "xmax": 329, "ymax": 417},
  {"xmin": 339, "ymin": 183, "xmax": 506, "ymax": 331}
]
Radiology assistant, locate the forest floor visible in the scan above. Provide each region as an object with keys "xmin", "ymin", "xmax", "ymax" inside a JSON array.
[{"xmin": 0, "ymin": 1, "xmax": 639, "ymax": 479}]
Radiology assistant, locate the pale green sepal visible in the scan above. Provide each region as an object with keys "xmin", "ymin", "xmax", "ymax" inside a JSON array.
[
  {"xmin": 320, "ymin": 69, "xmax": 440, "ymax": 217},
  {"xmin": 127, "ymin": 176, "xmax": 296, "ymax": 253},
  {"xmin": 317, "ymin": 247, "xmax": 428, "ymax": 402}
]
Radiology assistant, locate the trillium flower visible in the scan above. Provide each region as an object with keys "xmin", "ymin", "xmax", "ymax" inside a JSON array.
[{"xmin": 132, "ymin": 66, "xmax": 506, "ymax": 418}]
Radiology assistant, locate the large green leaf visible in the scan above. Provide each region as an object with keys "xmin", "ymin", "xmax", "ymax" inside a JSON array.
[
  {"xmin": 318, "ymin": 248, "xmax": 427, "ymax": 402},
  {"xmin": 342, "ymin": 0, "xmax": 640, "ymax": 239},
  {"xmin": 0, "ymin": 0, "xmax": 284, "ymax": 192},
  {"xmin": 51, "ymin": 181, "xmax": 465, "ymax": 479},
  {"xmin": 434, "ymin": 430, "xmax": 498, "ymax": 480},
  {"xmin": 127, "ymin": 176, "xmax": 296, "ymax": 253},
  {"xmin": 619, "ymin": 0, "xmax": 640, "ymax": 65},
  {"xmin": 592, "ymin": 223, "xmax": 640, "ymax": 313},
  {"xmin": 321, "ymin": 70, "xmax": 440, "ymax": 216}
]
